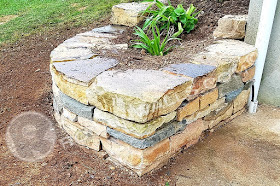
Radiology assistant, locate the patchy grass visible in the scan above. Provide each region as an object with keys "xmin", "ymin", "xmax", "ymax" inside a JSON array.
[{"xmin": 0, "ymin": 0, "xmax": 130, "ymax": 45}]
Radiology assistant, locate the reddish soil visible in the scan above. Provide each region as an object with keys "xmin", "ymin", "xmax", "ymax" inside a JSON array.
[{"xmin": 0, "ymin": 0, "xmax": 249, "ymax": 185}]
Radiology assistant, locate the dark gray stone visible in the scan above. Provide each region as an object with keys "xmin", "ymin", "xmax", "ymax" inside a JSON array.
[
  {"xmin": 163, "ymin": 63, "xmax": 216, "ymax": 78},
  {"xmin": 107, "ymin": 121, "xmax": 187, "ymax": 149},
  {"xmin": 92, "ymin": 25, "xmax": 126, "ymax": 34},
  {"xmin": 243, "ymin": 81, "xmax": 253, "ymax": 90},
  {"xmin": 225, "ymin": 87, "xmax": 243, "ymax": 103},
  {"xmin": 218, "ymin": 74, "xmax": 244, "ymax": 98},
  {"xmin": 59, "ymin": 91, "xmax": 95, "ymax": 120},
  {"xmin": 53, "ymin": 57, "xmax": 119, "ymax": 85}
]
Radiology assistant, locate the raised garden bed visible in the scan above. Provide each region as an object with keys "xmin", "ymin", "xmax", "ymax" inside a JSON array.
[{"xmin": 50, "ymin": 1, "xmax": 256, "ymax": 176}]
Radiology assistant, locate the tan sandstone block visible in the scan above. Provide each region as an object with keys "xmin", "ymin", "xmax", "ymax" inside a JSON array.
[
  {"xmin": 54, "ymin": 112, "xmax": 62, "ymax": 128},
  {"xmin": 183, "ymin": 97, "xmax": 226, "ymax": 124},
  {"xmin": 50, "ymin": 46, "xmax": 96, "ymax": 63},
  {"xmin": 177, "ymin": 97, "xmax": 200, "ymax": 122},
  {"xmin": 199, "ymin": 88, "xmax": 219, "ymax": 110},
  {"xmin": 51, "ymin": 64, "xmax": 88, "ymax": 104},
  {"xmin": 228, "ymin": 107, "xmax": 246, "ymax": 122},
  {"xmin": 87, "ymin": 70, "xmax": 193, "ymax": 123},
  {"xmin": 212, "ymin": 107, "xmax": 246, "ymax": 132},
  {"xmin": 78, "ymin": 116, "xmax": 109, "ymax": 139},
  {"xmin": 163, "ymin": 63, "xmax": 217, "ymax": 97},
  {"xmin": 192, "ymin": 52, "xmax": 238, "ymax": 83},
  {"xmin": 190, "ymin": 72, "xmax": 217, "ymax": 96},
  {"xmin": 237, "ymin": 50, "xmax": 258, "ymax": 73},
  {"xmin": 100, "ymin": 137, "xmax": 172, "ymax": 176},
  {"xmin": 193, "ymin": 40, "xmax": 257, "ymax": 83},
  {"xmin": 170, "ymin": 119, "xmax": 205, "ymax": 153},
  {"xmin": 62, "ymin": 107, "xmax": 78, "ymax": 122},
  {"xmin": 206, "ymin": 40, "xmax": 257, "ymax": 74},
  {"xmin": 233, "ymin": 89, "xmax": 250, "ymax": 114},
  {"xmin": 94, "ymin": 108, "xmax": 176, "ymax": 139},
  {"xmin": 207, "ymin": 103, "xmax": 234, "ymax": 129},
  {"xmin": 101, "ymin": 137, "xmax": 142, "ymax": 167},
  {"xmin": 213, "ymin": 15, "xmax": 248, "ymax": 39},
  {"xmin": 60, "ymin": 116, "xmax": 101, "ymax": 151},
  {"xmin": 111, "ymin": 2, "xmax": 148, "ymax": 27},
  {"xmin": 142, "ymin": 138, "xmax": 170, "ymax": 165},
  {"xmin": 241, "ymin": 66, "xmax": 255, "ymax": 82}
]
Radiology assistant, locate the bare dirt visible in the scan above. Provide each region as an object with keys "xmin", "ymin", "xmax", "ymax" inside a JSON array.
[
  {"xmin": 2, "ymin": 0, "xmax": 278, "ymax": 185},
  {"xmin": 0, "ymin": 15, "xmax": 18, "ymax": 25}
]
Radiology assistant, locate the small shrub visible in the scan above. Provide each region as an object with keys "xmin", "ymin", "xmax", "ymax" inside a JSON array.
[{"xmin": 142, "ymin": 0, "xmax": 199, "ymax": 33}]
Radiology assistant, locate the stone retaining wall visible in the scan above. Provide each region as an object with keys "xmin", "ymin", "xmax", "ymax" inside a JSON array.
[{"xmin": 50, "ymin": 1, "xmax": 256, "ymax": 176}]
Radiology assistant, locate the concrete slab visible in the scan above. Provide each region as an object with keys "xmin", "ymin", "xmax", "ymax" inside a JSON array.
[{"xmin": 166, "ymin": 104, "xmax": 280, "ymax": 185}]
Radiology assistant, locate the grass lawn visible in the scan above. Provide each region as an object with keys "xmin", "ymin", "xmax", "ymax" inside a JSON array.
[{"xmin": 0, "ymin": 0, "xmax": 130, "ymax": 45}]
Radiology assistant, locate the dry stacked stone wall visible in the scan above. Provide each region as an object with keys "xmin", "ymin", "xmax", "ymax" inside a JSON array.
[{"xmin": 50, "ymin": 1, "xmax": 256, "ymax": 176}]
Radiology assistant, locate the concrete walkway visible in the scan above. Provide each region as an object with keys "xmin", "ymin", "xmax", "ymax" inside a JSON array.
[{"xmin": 171, "ymin": 104, "xmax": 280, "ymax": 185}]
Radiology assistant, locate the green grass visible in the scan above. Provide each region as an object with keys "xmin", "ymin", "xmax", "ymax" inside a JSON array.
[{"xmin": 0, "ymin": 0, "xmax": 130, "ymax": 45}]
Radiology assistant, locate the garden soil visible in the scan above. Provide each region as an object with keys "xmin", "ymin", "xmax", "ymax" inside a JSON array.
[{"xmin": 3, "ymin": 0, "xmax": 278, "ymax": 185}]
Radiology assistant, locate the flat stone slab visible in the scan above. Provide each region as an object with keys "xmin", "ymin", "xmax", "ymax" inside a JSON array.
[
  {"xmin": 50, "ymin": 46, "xmax": 96, "ymax": 62},
  {"xmin": 50, "ymin": 26, "xmax": 129, "ymax": 62},
  {"xmin": 233, "ymin": 89, "xmax": 250, "ymax": 113},
  {"xmin": 92, "ymin": 25, "xmax": 126, "ymax": 34},
  {"xmin": 106, "ymin": 120, "xmax": 186, "ymax": 149},
  {"xmin": 87, "ymin": 69, "xmax": 193, "ymax": 123},
  {"xmin": 182, "ymin": 97, "xmax": 226, "ymax": 124},
  {"xmin": 53, "ymin": 83, "xmax": 95, "ymax": 119},
  {"xmin": 94, "ymin": 108, "xmax": 176, "ymax": 139},
  {"xmin": 66, "ymin": 32, "xmax": 128, "ymax": 50},
  {"xmin": 206, "ymin": 40, "xmax": 257, "ymax": 73},
  {"xmin": 192, "ymin": 52, "xmax": 238, "ymax": 83},
  {"xmin": 213, "ymin": 15, "xmax": 248, "ymax": 39},
  {"xmin": 206, "ymin": 40, "xmax": 256, "ymax": 58},
  {"xmin": 218, "ymin": 74, "xmax": 244, "ymax": 98},
  {"xmin": 225, "ymin": 87, "xmax": 243, "ymax": 103},
  {"xmin": 52, "ymin": 57, "xmax": 119, "ymax": 86},
  {"xmin": 163, "ymin": 63, "xmax": 216, "ymax": 78},
  {"xmin": 57, "ymin": 114, "xmax": 101, "ymax": 151},
  {"xmin": 51, "ymin": 64, "xmax": 89, "ymax": 104},
  {"xmin": 192, "ymin": 40, "xmax": 257, "ymax": 82},
  {"xmin": 60, "ymin": 91, "xmax": 95, "ymax": 120},
  {"xmin": 163, "ymin": 63, "xmax": 217, "ymax": 96}
]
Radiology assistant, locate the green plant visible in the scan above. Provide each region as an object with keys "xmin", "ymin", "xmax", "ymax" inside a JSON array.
[
  {"xmin": 142, "ymin": 0, "xmax": 199, "ymax": 33},
  {"xmin": 132, "ymin": 21, "xmax": 183, "ymax": 56}
]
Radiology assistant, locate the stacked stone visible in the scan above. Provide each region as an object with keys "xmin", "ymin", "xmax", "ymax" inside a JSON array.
[{"xmin": 50, "ymin": 2, "xmax": 256, "ymax": 176}]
